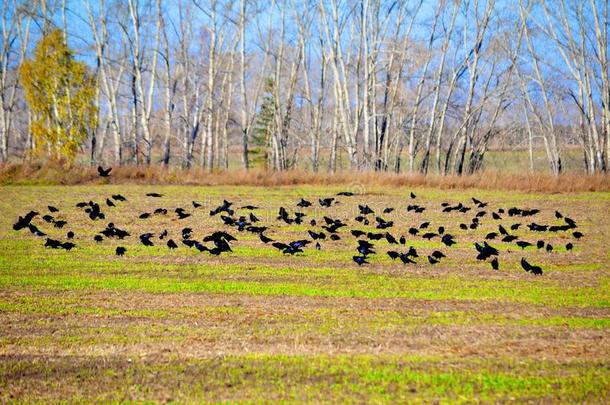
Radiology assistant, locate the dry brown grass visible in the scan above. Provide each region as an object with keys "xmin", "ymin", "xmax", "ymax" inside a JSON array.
[{"xmin": 1, "ymin": 161, "xmax": 609, "ymax": 193}]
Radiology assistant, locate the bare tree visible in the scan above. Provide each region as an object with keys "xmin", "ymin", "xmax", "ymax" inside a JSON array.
[{"xmin": 0, "ymin": 1, "xmax": 31, "ymax": 162}]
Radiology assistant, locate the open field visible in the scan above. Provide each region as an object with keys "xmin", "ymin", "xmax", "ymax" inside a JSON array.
[{"xmin": 1, "ymin": 184, "xmax": 609, "ymax": 402}]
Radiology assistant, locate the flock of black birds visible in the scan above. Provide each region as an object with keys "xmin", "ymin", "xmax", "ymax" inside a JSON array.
[{"xmin": 12, "ymin": 174, "xmax": 585, "ymax": 275}]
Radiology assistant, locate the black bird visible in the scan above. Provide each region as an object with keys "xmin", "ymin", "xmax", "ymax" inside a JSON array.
[
  {"xmin": 410, "ymin": 192, "xmax": 416, "ymax": 199},
  {"xmin": 330, "ymin": 234, "xmax": 341, "ymax": 241},
  {"xmin": 492, "ymin": 212, "xmax": 502, "ymax": 220},
  {"xmin": 498, "ymin": 225, "xmax": 508, "ymax": 235},
  {"xmin": 297, "ymin": 198, "xmax": 312, "ymax": 208},
  {"xmin": 67, "ymin": 231, "xmax": 74, "ymax": 239},
  {"xmin": 431, "ymin": 250, "xmax": 445, "ymax": 260},
  {"xmin": 383, "ymin": 207, "xmax": 395, "ymax": 214},
  {"xmin": 42, "ymin": 214, "xmax": 54, "ymax": 223},
  {"xmin": 356, "ymin": 240, "xmax": 375, "ymax": 256},
  {"xmin": 259, "ymin": 233, "xmax": 273, "ymax": 244},
  {"xmin": 28, "ymin": 223, "xmax": 46, "ymax": 237},
  {"xmin": 272, "ymin": 239, "xmax": 309, "ymax": 255},
  {"xmin": 485, "ymin": 232, "xmax": 498, "ymax": 240},
  {"xmin": 139, "ymin": 213, "xmax": 151, "ymax": 219},
  {"xmin": 146, "ymin": 192, "xmax": 163, "ymax": 197},
  {"xmin": 193, "ymin": 242, "xmax": 207, "ymax": 252},
  {"xmin": 419, "ymin": 222, "xmax": 430, "ymax": 229},
  {"xmin": 192, "ymin": 201, "xmax": 202, "ymax": 208},
  {"xmin": 472, "ymin": 197, "xmax": 487, "ymax": 207},
  {"xmin": 565, "ymin": 242, "xmax": 573, "ymax": 251},
  {"xmin": 182, "ymin": 239, "xmax": 197, "ymax": 248},
  {"xmin": 116, "ymin": 246, "xmax": 126, "ymax": 256},
  {"xmin": 398, "ymin": 253, "xmax": 416, "ymax": 264},
  {"xmin": 399, "ymin": 236, "xmax": 406, "ymax": 245},
  {"xmin": 167, "ymin": 239, "xmax": 178, "ymax": 249},
  {"xmin": 249, "ymin": 213, "xmax": 260, "ymax": 223},
  {"xmin": 427, "ymin": 255, "xmax": 439, "ymax": 265},
  {"xmin": 441, "ymin": 234, "xmax": 456, "ymax": 247},
  {"xmin": 246, "ymin": 225, "xmax": 267, "ymax": 234},
  {"xmin": 387, "ymin": 250, "xmax": 416, "ymax": 264},
  {"xmin": 501, "ymin": 235, "xmax": 518, "ymax": 243},
  {"xmin": 241, "ymin": 205, "xmax": 259, "ymax": 210},
  {"xmin": 537, "ymin": 240, "xmax": 545, "ymax": 249},
  {"xmin": 182, "ymin": 227, "xmax": 193, "ymax": 239},
  {"xmin": 319, "ymin": 198, "xmax": 335, "ymax": 207},
  {"xmin": 351, "ymin": 230, "xmax": 366, "ymax": 238},
  {"xmin": 83, "ymin": 202, "xmax": 104, "ymax": 221},
  {"xmin": 564, "ymin": 217, "xmax": 577, "ymax": 228},
  {"xmin": 546, "ymin": 243, "xmax": 553, "ymax": 252},
  {"xmin": 277, "ymin": 207, "xmax": 293, "ymax": 224},
  {"xmin": 422, "ymin": 232, "xmax": 437, "ymax": 240},
  {"xmin": 176, "ymin": 210, "xmax": 191, "ymax": 219},
  {"xmin": 337, "ymin": 191, "xmax": 354, "ymax": 196},
  {"xmin": 352, "ymin": 256, "xmax": 368, "ymax": 266},
  {"xmin": 112, "ymin": 194, "xmax": 127, "ymax": 202},
  {"xmin": 201, "ymin": 232, "xmax": 236, "ymax": 254},
  {"xmin": 100, "ymin": 223, "xmax": 130, "ymax": 240},
  {"xmin": 375, "ymin": 217, "xmax": 393, "ymax": 230},
  {"xmin": 573, "ymin": 231, "xmax": 583, "ymax": 239},
  {"xmin": 61, "ymin": 242, "xmax": 76, "ymax": 251},
  {"xmin": 516, "ymin": 241, "xmax": 532, "ymax": 250},
  {"xmin": 521, "ymin": 258, "xmax": 543, "ymax": 275},
  {"xmin": 408, "ymin": 227, "xmax": 419, "ymax": 236},
  {"xmin": 510, "ymin": 223, "xmax": 521, "ymax": 231},
  {"xmin": 48, "ymin": 205, "xmax": 59, "ymax": 213},
  {"xmin": 154, "ymin": 208, "xmax": 167, "ymax": 215},
  {"xmin": 528, "ymin": 223, "xmax": 548, "ymax": 232},
  {"xmin": 97, "ymin": 166, "xmax": 112, "ymax": 177},
  {"xmin": 203, "ymin": 231, "xmax": 237, "ymax": 243},
  {"xmin": 106, "ymin": 198, "xmax": 116, "ymax": 207},
  {"xmin": 94, "ymin": 235, "xmax": 103, "ymax": 243},
  {"xmin": 308, "ymin": 230, "xmax": 326, "ymax": 240},
  {"xmin": 76, "ymin": 202, "xmax": 88, "ymax": 208},
  {"xmin": 490, "ymin": 257, "xmax": 499, "ymax": 270},
  {"xmin": 387, "ymin": 250, "xmax": 399, "ymax": 260},
  {"xmin": 13, "ymin": 210, "xmax": 39, "ymax": 231},
  {"xmin": 140, "ymin": 233, "xmax": 154, "ymax": 246},
  {"xmin": 159, "ymin": 229, "xmax": 168, "ymax": 239},
  {"xmin": 407, "ymin": 204, "xmax": 426, "ymax": 213},
  {"xmin": 475, "ymin": 242, "xmax": 499, "ymax": 260},
  {"xmin": 367, "ymin": 232, "xmax": 384, "ymax": 241},
  {"xmin": 321, "ymin": 217, "xmax": 347, "ymax": 233},
  {"xmin": 359, "ymin": 204, "xmax": 374, "ymax": 215},
  {"xmin": 385, "ymin": 233, "xmax": 398, "ymax": 244},
  {"xmin": 555, "ymin": 210, "xmax": 563, "ymax": 219},
  {"xmin": 54, "ymin": 220, "xmax": 67, "ymax": 229},
  {"xmin": 44, "ymin": 238, "xmax": 62, "ymax": 249},
  {"xmin": 406, "ymin": 246, "xmax": 419, "ymax": 258}
]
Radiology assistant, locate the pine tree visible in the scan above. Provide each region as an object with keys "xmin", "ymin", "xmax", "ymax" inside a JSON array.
[
  {"xmin": 250, "ymin": 78, "xmax": 276, "ymax": 168},
  {"xmin": 19, "ymin": 29, "xmax": 97, "ymax": 163}
]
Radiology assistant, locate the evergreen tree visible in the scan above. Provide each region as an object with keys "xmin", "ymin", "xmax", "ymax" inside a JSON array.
[{"xmin": 250, "ymin": 78, "xmax": 276, "ymax": 168}]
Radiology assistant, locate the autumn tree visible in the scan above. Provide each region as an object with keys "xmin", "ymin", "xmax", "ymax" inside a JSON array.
[{"xmin": 19, "ymin": 29, "xmax": 97, "ymax": 162}]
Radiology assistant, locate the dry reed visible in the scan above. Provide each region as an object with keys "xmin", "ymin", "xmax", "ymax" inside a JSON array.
[{"xmin": 1, "ymin": 162, "xmax": 608, "ymax": 193}]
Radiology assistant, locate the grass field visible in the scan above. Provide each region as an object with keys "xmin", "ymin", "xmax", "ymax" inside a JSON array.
[{"xmin": 1, "ymin": 184, "xmax": 609, "ymax": 403}]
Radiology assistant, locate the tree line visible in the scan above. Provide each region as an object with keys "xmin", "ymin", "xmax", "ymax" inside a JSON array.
[{"xmin": 0, "ymin": 0, "xmax": 608, "ymax": 175}]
